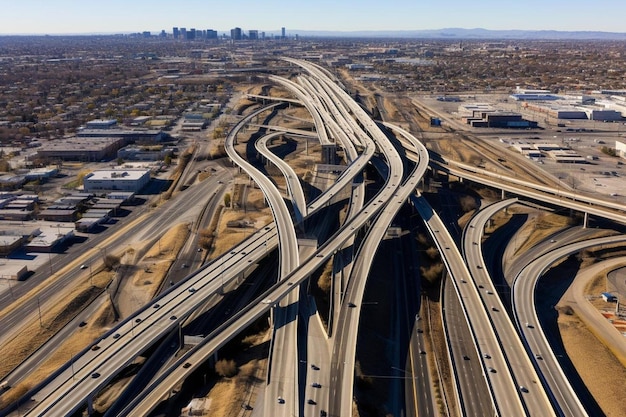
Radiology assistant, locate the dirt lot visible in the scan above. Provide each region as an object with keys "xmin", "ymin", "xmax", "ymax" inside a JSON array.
[{"xmin": 557, "ymin": 309, "xmax": 626, "ymax": 417}]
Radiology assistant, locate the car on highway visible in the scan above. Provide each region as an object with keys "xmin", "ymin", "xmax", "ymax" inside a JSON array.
[
  {"xmin": 188, "ymin": 287, "xmax": 196, "ymax": 293},
  {"xmin": 486, "ymin": 290, "xmax": 493, "ymax": 294},
  {"xmin": 488, "ymin": 367, "xmax": 497, "ymax": 373},
  {"xmin": 91, "ymin": 372, "xmax": 100, "ymax": 378},
  {"xmin": 307, "ymin": 399, "xmax": 317, "ymax": 405},
  {"xmin": 320, "ymin": 411, "xmax": 327, "ymax": 417},
  {"xmin": 483, "ymin": 353, "xmax": 491, "ymax": 359},
  {"xmin": 463, "ymin": 355, "xmax": 470, "ymax": 360},
  {"xmin": 277, "ymin": 397, "xmax": 285, "ymax": 404},
  {"xmin": 80, "ymin": 264, "xmax": 88, "ymax": 269},
  {"xmin": 535, "ymin": 353, "xmax": 543, "ymax": 360},
  {"xmin": 519, "ymin": 385, "xmax": 529, "ymax": 393},
  {"xmin": 347, "ymin": 302, "xmax": 357, "ymax": 308},
  {"xmin": 312, "ymin": 382, "xmax": 322, "ymax": 388},
  {"xmin": 491, "ymin": 306, "xmax": 498, "ymax": 312},
  {"xmin": 112, "ymin": 333, "xmax": 120, "ymax": 339},
  {"xmin": 311, "ymin": 364, "xmax": 320, "ymax": 370},
  {"xmin": 526, "ymin": 322, "xmax": 534, "ymax": 328}
]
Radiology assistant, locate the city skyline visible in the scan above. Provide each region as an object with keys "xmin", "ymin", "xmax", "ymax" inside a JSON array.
[{"xmin": 1, "ymin": 0, "xmax": 626, "ymax": 35}]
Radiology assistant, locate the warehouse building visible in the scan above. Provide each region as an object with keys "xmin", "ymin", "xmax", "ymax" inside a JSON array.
[
  {"xmin": 36, "ymin": 137, "xmax": 125, "ymax": 162},
  {"xmin": 522, "ymin": 96, "xmax": 624, "ymax": 121},
  {"xmin": 77, "ymin": 128, "xmax": 169, "ymax": 143},
  {"xmin": 616, "ymin": 140, "xmax": 626, "ymax": 159},
  {"xmin": 85, "ymin": 119, "xmax": 118, "ymax": 129},
  {"xmin": 117, "ymin": 145, "xmax": 174, "ymax": 161},
  {"xmin": 83, "ymin": 169, "xmax": 151, "ymax": 193}
]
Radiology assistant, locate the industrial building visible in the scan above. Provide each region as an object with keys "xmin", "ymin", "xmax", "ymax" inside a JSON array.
[
  {"xmin": 511, "ymin": 144, "xmax": 543, "ymax": 159},
  {"xmin": 519, "ymin": 95, "xmax": 624, "ymax": 121},
  {"xmin": 36, "ymin": 137, "xmax": 125, "ymax": 162},
  {"xmin": 0, "ymin": 174, "xmax": 26, "ymax": 190},
  {"xmin": 511, "ymin": 143, "xmax": 585, "ymax": 163},
  {"xmin": 77, "ymin": 128, "xmax": 169, "ymax": 143},
  {"xmin": 616, "ymin": 140, "xmax": 626, "ymax": 159},
  {"xmin": 510, "ymin": 93, "xmax": 561, "ymax": 101},
  {"xmin": 83, "ymin": 169, "xmax": 151, "ymax": 193},
  {"xmin": 459, "ymin": 104, "xmax": 538, "ymax": 128},
  {"xmin": 25, "ymin": 223, "xmax": 75, "ymax": 252},
  {"xmin": 0, "ymin": 264, "xmax": 28, "ymax": 280},
  {"xmin": 85, "ymin": 119, "xmax": 117, "ymax": 129},
  {"xmin": 117, "ymin": 145, "xmax": 174, "ymax": 161}
]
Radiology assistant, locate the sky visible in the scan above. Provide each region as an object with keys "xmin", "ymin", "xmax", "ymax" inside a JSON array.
[{"xmin": 1, "ymin": 0, "xmax": 626, "ymax": 35}]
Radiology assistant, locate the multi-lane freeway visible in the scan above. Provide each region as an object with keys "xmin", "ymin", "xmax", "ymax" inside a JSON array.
[{"xmin": 4, "ymin": 57, "xmax": 626, "ymax": 417}]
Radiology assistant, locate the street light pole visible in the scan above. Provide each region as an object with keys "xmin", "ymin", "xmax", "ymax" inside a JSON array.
[
  {"xmin": 37, "ymin": 296, "xmax": 43, "ymax": 328},
  {"xmin": 221, "ymin": 260, "xmax": 225, "ymax": 294}
]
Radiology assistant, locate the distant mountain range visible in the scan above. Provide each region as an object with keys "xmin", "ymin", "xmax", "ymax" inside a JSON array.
[{"xmin": 291, "ymin": 28, "xmax": 626, "ymax": 40}]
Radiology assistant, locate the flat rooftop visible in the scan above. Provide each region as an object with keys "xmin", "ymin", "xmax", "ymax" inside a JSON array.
[{"xmin": 86, "ymin": 169, "xmax": 150, "ymax": 181}]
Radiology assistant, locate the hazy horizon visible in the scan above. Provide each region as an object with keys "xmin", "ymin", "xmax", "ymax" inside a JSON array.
[{"xmin": 2, "ymin": 0, "xmax": 626, "ymax": 35}]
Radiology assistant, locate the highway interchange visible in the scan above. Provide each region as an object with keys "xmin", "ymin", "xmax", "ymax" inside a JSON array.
[{"xmin": 3, "ymin": 58, "xmax": 626, "ymax": 417}]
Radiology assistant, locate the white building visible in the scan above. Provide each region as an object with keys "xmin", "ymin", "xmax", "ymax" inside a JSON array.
[
  {"xmin": 616, "ymin": 140, "xmax": 626, "ymax": 159},
  {"xmin": 83, "ymin": 169, "xmax": 151, "ymax": 193}
]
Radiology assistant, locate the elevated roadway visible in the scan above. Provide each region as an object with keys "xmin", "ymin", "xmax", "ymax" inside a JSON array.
[
  {"xmin": 512, "ymin": 235, "xmax": 626, "ymax": 417},
  {"xmin": 463, "ymin": 198, "xmax": 557, "ymax": 416},
  {"xmin": 411, "ymin": 194, "xmax": 549, "ymax": 417}
]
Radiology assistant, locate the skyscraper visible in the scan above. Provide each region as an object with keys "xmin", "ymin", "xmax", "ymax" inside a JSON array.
[
  {"xmin": 230, "ymin": 27, "xmax": 242, "ymax": 40},
  {"xmin": 281, "ymin": 27, "xmax": 286, "ymax": 39}
]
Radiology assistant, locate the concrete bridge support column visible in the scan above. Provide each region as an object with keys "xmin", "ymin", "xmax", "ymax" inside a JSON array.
[
  {"xmin": 87, "ymin": 396, "xmax": 94, "ymax": 416},
  {"xmin": 583, "ymin": 212, "xmax": 589, "ymax": 228},
  {"xmin": 501, "ymin": 189, "xmax": 506, "ymax": 200}
]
